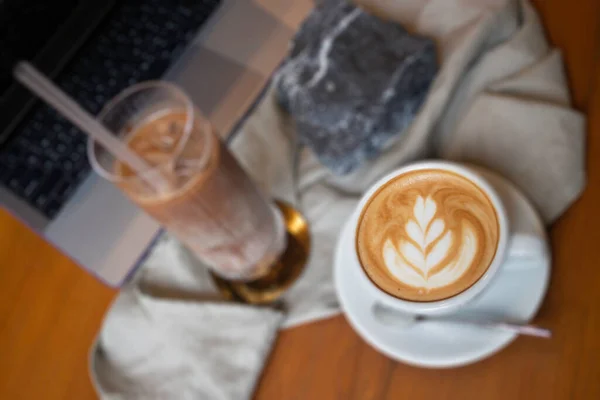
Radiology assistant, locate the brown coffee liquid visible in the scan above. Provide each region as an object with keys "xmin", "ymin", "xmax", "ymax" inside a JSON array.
[
  {"xmin": 115, "ymin": 111, "xmax": 285, "ymax": 280},
  {"xmin": 356, "ymin": 169, "xmax": 500, "ymax": 302}
]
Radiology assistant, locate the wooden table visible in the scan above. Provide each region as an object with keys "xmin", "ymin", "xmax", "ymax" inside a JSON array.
[{"xmin": 1, "ymin": 1, "xmax": 599, "ymax": 398}]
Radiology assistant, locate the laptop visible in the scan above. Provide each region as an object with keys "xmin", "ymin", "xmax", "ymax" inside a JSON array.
[{"xmin": 0, "ymin": 0, "xmax": 304, "ymax": 286}]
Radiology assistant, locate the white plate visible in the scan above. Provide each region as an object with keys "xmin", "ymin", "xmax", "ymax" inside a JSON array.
[{"xmin": 334, "ymin": 167, "xmax": 551, "ymax": 368}]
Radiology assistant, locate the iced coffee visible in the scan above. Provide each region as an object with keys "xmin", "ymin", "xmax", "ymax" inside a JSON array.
[{"xmin": 90, "ymin": 83, "xmax": 286, "ymax": 281}]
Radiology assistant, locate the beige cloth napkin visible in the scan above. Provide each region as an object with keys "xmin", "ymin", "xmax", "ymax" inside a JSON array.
[{"xmin": 91, "ymin": 0, "xmax": 586, "ymax": 398}]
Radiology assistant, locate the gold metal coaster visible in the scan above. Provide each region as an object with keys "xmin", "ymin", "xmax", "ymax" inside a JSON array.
[{"xmin": 210, "ymin": 200, "xmax": 310, "ymax": 305}]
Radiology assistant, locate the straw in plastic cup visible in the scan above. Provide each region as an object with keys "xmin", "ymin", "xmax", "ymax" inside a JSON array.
[
  {"xmin": 88, "ymin": 81, "xmax": 287, "ymax": 281},
  {"xmin": 12, "ymin": 62, "xmax": 167, "ymax": 190}
]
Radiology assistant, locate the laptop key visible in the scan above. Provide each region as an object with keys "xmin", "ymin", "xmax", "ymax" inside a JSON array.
[
  {"xmin": 53, "ymin": 179, "xmax": 73, "ymax": 199},
  {"xmin": 24, "ymin": 178, "xmax": 42, "ymax": 198},
  {"xmin": 8, "ymin": 178, "xmax": 23, "ymax": 194},
  {"xmin": 35, "ymin": 194, "xmax": 49, "ymax": 209},
  {"xmin": 26, "ymin": 154, "xmax": 41, "ymax": 167}
]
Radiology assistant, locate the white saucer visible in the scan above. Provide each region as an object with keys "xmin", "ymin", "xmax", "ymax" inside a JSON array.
[{"xmin": 334, "ymin": 167, "xmax": 551, "ymax": 368}]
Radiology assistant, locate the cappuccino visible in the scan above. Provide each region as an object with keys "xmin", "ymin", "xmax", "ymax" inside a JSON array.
[{"xmin": 356, "ymin": 169, "xmax": 500, "ymax": 302}]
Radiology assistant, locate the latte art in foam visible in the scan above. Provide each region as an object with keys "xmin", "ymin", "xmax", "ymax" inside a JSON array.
[
  {"xmin": 382, "ymin": 195, "xmax": 478, "ymax": 289},
  {"xmin": 356, "ymin": 169, "xmax": 500, "ymax": 302}
]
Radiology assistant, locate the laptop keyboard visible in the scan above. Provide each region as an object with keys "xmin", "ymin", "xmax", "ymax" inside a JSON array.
[{"xmin": 0, "ymin": 0, "xmax": 222, "ymax": 218}]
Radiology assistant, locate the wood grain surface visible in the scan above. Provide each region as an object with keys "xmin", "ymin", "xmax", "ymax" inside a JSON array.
[{"xmin": 1, "ymin": 0, "xmax": 599, "ymax": 399}]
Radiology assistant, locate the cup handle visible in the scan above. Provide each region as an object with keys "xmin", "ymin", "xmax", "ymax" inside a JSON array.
[{"xmin": 503, "ymin": 233, "xmax": 547, "ymax": 270}]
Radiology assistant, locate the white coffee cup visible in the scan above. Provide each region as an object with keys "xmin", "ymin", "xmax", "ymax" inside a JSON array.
[{"xmin": 348, "ymin": 161, "xmax": 546, "ymax": 317}]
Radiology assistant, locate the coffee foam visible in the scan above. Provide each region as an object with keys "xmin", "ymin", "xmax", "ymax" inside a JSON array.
[{"xmin": 356, "ymin": 169, "xmax": 500, "ymax": 302}]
